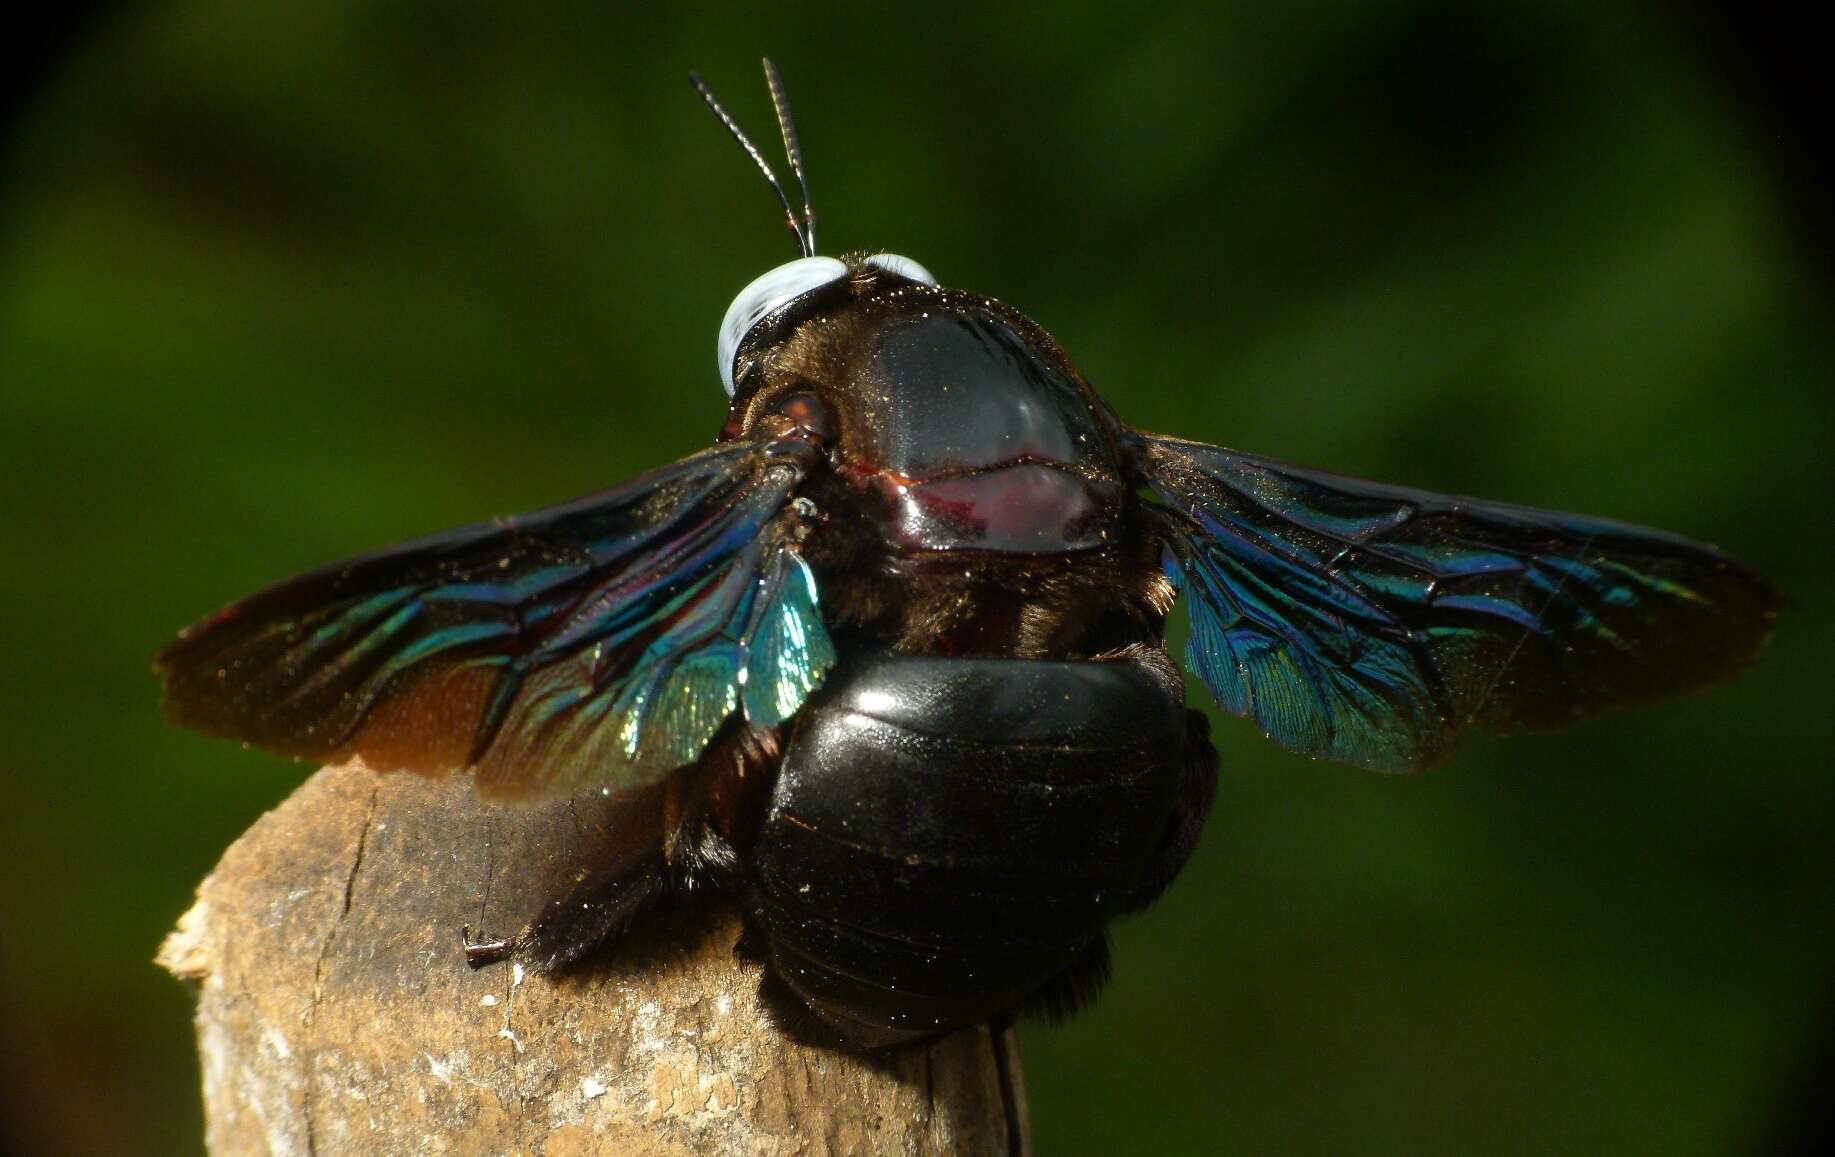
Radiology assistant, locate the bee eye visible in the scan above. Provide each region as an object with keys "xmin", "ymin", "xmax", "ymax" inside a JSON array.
[
  {"xmin": 866, "ymin": 253, "xmax": 937, "ymax": 286},
  {"xmin": 719, "ymin": 256, "xmax": 848, "ymax": 396}
]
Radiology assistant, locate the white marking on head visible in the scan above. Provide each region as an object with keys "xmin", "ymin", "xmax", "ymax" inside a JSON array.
[
  {"xmin": 865, "ymin": 253, "xmax": 937, "ymax": 285},
  {"xmin": 718, "ymin": 256, "xmax": 847, "ymax": 395}
]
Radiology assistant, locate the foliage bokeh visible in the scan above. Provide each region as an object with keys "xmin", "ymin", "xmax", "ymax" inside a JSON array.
[{"xmin": 2, "ymin": 3, "xmax": 1830, "ymax": 1153}]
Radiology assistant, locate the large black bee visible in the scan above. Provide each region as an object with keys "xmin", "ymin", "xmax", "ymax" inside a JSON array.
[{"xmin": 156, "ymin": 62, "xmax": 1780, "ymax": 1050}]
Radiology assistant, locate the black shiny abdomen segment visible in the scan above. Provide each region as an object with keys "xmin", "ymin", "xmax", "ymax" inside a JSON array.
[
  {"xmin": 749, "ymin": 651, "xmax": 1184, "ymax": 1048},
  {"xmin": 819, "ymin": 650, "xmax": 1177, "ymax": 746}
]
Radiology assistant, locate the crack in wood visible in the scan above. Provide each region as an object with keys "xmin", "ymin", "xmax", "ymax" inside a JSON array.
[
  {"xmin": 302, "ymin": 785, "xmax": 378, "ymax": 1157},
  {"xmin": 165, "ymin": 765, "xmax": 1025, "ymax": 1154}
]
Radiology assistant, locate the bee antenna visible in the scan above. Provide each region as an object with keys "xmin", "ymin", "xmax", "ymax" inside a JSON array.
[
  {"xmin": 690, "ymin": 68, "xmax": 813, "ymax": 258},
  {"xmin": 762, "ymin": 58, "xmax": 817, "ymax": 257}
]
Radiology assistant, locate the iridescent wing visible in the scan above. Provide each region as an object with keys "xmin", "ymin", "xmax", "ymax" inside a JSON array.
[
  {"xmin": 156, "ymin": 438, "xmax": 835, "ymax": 797},
  {"xmin": 1134, "ymin": 434, "xmax": 1781, "ymax": 772}
]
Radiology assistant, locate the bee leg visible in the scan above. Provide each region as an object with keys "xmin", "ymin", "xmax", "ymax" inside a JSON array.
[
  {"xmin": 513, "ymin": 855, "xmax": 673, "ymax": 974},
  {"xmin": 510, "ymin": 722, "xmax": 781, "ymax": 974},
  {"xmin": 462, "ymin": 926, "xmax": 513, "ymax": 968},
  {"xmin": 1126, "ymin": 708, "xmax": 1219, "ymax": 913},
  {"xmin": 510, "ymin": 795, "xmax": 734, "ymax": 974},
  {"xmin": 662, "ymin": 722, "xmax": 779, "ymax": 896},
  {"xmin": 455, "ymin": 781, "xmax": 671, "ymax": 973},
  {"xmin": 668, "ymin": 815, "xmax": 744, "ymax": 893}
]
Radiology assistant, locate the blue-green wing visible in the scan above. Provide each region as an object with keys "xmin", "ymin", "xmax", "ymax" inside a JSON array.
[
  {"xmin": 1136, "ymin": 434, "xmax": 1780, "ymax": 772},
  {"xmin": 156, "ymin": 440, "xmax": 835, "ymax": 797}
]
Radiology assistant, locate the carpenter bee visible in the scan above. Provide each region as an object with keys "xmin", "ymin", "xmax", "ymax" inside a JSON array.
[{"xmin": 155, "ymin": 62, "xmax": 1781, "ymax": 1050}]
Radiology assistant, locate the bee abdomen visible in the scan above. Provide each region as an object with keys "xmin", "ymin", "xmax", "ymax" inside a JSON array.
[{"xmin": 749, "ymin": 650, "xmax": 1184, "ymax": 1048}]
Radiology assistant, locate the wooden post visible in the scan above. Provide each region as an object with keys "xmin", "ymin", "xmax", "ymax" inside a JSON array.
[{"xmin": 157, "ymin": 765, "xmax": 1029, "ymax": 1155}]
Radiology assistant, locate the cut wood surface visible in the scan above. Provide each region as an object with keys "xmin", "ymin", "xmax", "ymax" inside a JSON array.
[{"xmin": 157, "ymin": 764, "xmax": 1029, "ymax": 1156}]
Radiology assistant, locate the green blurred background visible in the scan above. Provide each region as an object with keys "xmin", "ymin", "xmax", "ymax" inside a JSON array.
[{"xmin": 2, "ymin": 2, "xmax": 1830, "ymax": 1153}]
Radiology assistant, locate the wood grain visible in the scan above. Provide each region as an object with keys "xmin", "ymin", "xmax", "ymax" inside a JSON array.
[{"xmin": 158, "ymin": 764, "xmax": 1027, "ymax": 1156}]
